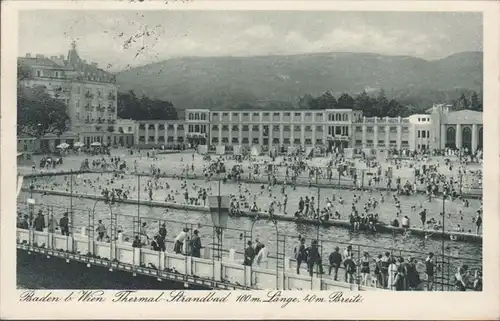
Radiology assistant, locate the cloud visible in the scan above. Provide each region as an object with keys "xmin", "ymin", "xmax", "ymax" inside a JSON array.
[
  {"xmin": 244, "ymin": 25, "xmax": 274, "ymax": 39},
  {"xmin": 18, "ymin": 11, "xmax": 482, "ymax": 71}
]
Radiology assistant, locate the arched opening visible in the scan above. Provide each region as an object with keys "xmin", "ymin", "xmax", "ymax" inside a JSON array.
[
  {"xmin": 201, "ymin": 114, "xmax": 206, "ymax": 120},
  {"xmin": 446, "ymin": 126, "xmax": 456, "ymax": 149},
  {"xmin": 335, "ymin": 114, "xmax": 340, "ymax": 121},
  {"xmin": 478, "ymin": 127, "xmax": 483, "ymax": 150},
  {"xmin": 188, "ymin": 113, "xmax": 193, "ymax": 120},
  {"xmin": 462, "ymin": 126, "xmax": 472, "ymax": 153},
  {"xmin": 194, "ymin": 113, "xmax": 200, "ymax": 120},
  {"xmin": 343, "ymin": 114, "xmax": 348, "ymax": 121}
]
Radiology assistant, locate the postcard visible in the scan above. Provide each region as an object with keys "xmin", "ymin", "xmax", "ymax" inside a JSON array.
[{"xmin": 1, "ymin": 0, "xmax": 499, "ymax": 319}]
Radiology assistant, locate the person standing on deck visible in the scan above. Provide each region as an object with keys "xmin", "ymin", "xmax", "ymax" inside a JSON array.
[{"xmin": 425, "ymin": 252, "xmax": 435, "ymax": 291}]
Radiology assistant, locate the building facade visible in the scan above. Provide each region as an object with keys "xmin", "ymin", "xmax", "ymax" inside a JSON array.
[
  {"xmin": 18, "ymin": 42, "xmax": 133, "ymax": 152},
  {"xmin": 134, "ymin": 104, "xmax": 483, "ymax": 155}
]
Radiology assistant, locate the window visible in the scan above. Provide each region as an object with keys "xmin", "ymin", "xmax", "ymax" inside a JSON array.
[
  {"xmin": 242, "ymin": 125, "xmax": 249, "ymax": 131},
  {"xmin": 194, "ymin": 125, "xmax": 200, "ymax": 132},
  {"xmin": 273, "ymin": 112, "xmax": 280, "ymax": 116},
  {"xmin": 379, "ymin": 126, "xmax": 386, "ymax": 132},
  {"xmin": 222, "ymin": 112, "xmax": 229, "ymax": 117},
  {"xmin": 148, "ymin": 124, "xmax": 155, "ymax": 130},
  {"xmin": 243, "ymin": 113, "xmax": 249, "ymax": 116},
  {"xmin": 36, "ymin": 70, "xmax": 41, "ymax": 77},
  {"xmin": 402, "ymin": 140, "xmax": 409, "ymax": 145},
  {"xmin": 252, "ymin": 138, "xmax": 259, "ymax": 144},
  {"xmin": 305, "ymin": 112, "xmax": 312, "ymax": 117},
  {"xmin": 343, "ymin": 114, "xmax": 348, "ymax": 121},
  {"xmin": 305, "ymin": 138, "xmax": 312, "ymax": 144},
  {"xmin": 232, "ymin": 137, "xmax": 239, "ymax": 143},
  {"xmin": 427, "ymin": 130, "xmax": 430, "ymax": 138},
  {"xmin": 294, "ymin": 138, "xmax": 301, "ymax": 144},
  {"xmin": 294, "ymin": 125, "xmax": 301, "ymax": 132},
  {"xmin": 55, "ymin": 71, "xmax": 59, "ymax": 78},
  {"xmin": 201, "ymin": 114, "xmax": 206, "ymax": 120},
  {"xmin": 294, "ymin": 112, "xmax": 301, "ymax": 117},
  {"xmin": 367, "ymin": 139, "xmax": 373, "ymax": 144},
  {"xmin": 355, "ymin": 126, "xmax": 362, "ymax": 132},
  {"xmin": 402, "ymin": 126, "xmax": 409, "ymax": 133},
  {"xmin": 252, "ymin": 125, "xmax": 259, "ymax": 131},
  {"xmin": 390, "ymin": 126, "xmax": 397, "ymax": 132},
  {"xmin": 253, "ymin": 112, "xmax": 259, "ymax": 116},
  {"xmin": 168, "ymin": 124, "xmax": 174, "ymax": 130},
  {"xmin": 378, "ymin": 140, "xmax": 385, "ymax": 144},
  {"xmin": 194, "ymin": 113, "xmax": 200, "ymax": 120},
  {"xmin": 273, "ymin": 125, "xmax": 280, "ymax": 131},
  {"xmin": 158, "ymin": 125, "xmax": 165, "ymax": 130},
  {"xmin": 177, "ymin": 136, "xmax": 184, "ymax": 142},
  {"xmin": 316, "ymin": 139, "xmax": 323, "ymax": 145},
  {"xmin": 177, "ymin": 125, "xmax": 184, "ymax": 130},
  {"xmin": 222, "ymin": 137, "xmax": 229, "ymax": 143},
  {"xmin": 305, "ymin": 126, "xmax": 312, "ymax": 132},
  {"xmin": 422, "ymin": 131, "xmax": 426, "ymax": 138},
  {"xmin": 335, "ymin": 127, "xmax": 341, "ymax": 135},
  {"xmin": 188, "ymin": 113, "xmax": 194, "ymax": 120},
  {"xmin": 355, "ymin": 139, "xmax": 362, "ymax": 145},
  {"xmin": 283, "ymin": 125, "xmax": 290, "ymax": 131},
  {"xmin": 232, "ymin": 112, "xmax": 239, "ymax": 117},
  {"xmin": 263, "ymin": 112, "xmax": 269, "ymax": 116},
  {"xmin": 139, "ymin": 136, "xmax": 145, "ymax": 142},
  {"xmin": 284, "ymin": 112, "xmax": 291, "ymax": 116},
  {"xmin": 158, "ymin": 136, "xmax": 165, "ymax": 142},
  {"xmin": 232, "ymin": 125, "xmax": 239, "ymax": 131},
  {"xmin": 390, "ymin": 140, "xmax": 397, "ymax": 144},
  {"xmin": 149, "ymin": 136, "xmax": 155, "ymax": 142},
  {"xmin": 212, "ymin": 137, "xmax": 219, "ymax": 143},
  {"xmin": 273, "ymin": 138, "xmax": 280, "ymax": 144},
  {"xmin": 222, "ymin": 125, "xmax": 229, "ymax": 131},
  {"xmin": 316, "ymin": 126, "xmax": 323, "ymax": 132},
  {"xmin": 212, "ymin": 112, "xmax": 219, "ymax": 117},
  {"xmin": 212, "ymin": 125, "xmax": 218, "ymax": 131},
  {"xmin": 316, "ymin": 113, "xmax": 323, "ymax": 117},
  {"xmin": 128, "ymin": 127, "xmax": 132, "ymax": 132},
  {"xmin": 167, "ymin": 136, "xmax": 174, "ymax": 142},
  {"xmin": 189, "ymin": 125, "xmax": 194, "ymax": 132},
  {"xmin": 139, "ymin": 124, "xmax": 145, "ymax": 130},
  {"xmin": 283, "ymin": 138, "xmax": 290, "ymax": 144},
  {"xmin": 335, "ymin": 114, "xmax": 341, "ymax": 121},
  {"xmin": 418, "ymin": 118, "xmax": 421, "ymax": 122},
  {"xmin": 418, "ymin": 131, "xmax": 421, "ymax": 138}
]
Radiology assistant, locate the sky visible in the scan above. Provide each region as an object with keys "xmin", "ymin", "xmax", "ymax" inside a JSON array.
[{"xmin": 18, "ymin": 11, "xmax": 482, "ymax": 72}]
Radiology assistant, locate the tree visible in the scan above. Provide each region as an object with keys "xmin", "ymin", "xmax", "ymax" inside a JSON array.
[
  {"xmin": 453, "ymin": 92, "xmax": 470, "ymax": 110},
  {"xmin": 353, "ymin": 91, "xmax": 374, "ymax": 115},
  {"xmin": 336, "ymin": 93, "xmax": 355, "ymax": 110},
  {"xmin": 470, "ymin": 91, "xmax": 482, "ymax": 111},
  {"xmin": 117, "ymin": 90, "xmax": 178, "ymax": 120},
  {"xmin": 17, "ymin": 85, "xmax": 70, "ymax": 138}
]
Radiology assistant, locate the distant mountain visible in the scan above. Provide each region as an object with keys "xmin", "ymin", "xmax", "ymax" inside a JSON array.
[{"xmin": 115, "ymin": 51, "xmax": 482, "ymax": 110}]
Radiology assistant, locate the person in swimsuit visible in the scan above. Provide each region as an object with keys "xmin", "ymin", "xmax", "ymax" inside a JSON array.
[{"xmin": 360, "ymin": 252, "xmax": 371, "ymax": 286}]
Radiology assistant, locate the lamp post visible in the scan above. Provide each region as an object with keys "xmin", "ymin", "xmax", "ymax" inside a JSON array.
[{"xmin": 441, "ymin": 189, "xmax": 447, "ymax": 291}]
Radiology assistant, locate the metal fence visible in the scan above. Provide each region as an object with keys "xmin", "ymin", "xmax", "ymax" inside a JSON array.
[{"xmin": 17, "ymin": 200, "xmax": 481, "ymax": 291}]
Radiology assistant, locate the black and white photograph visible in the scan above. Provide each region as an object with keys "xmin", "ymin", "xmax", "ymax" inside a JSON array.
[{"xmin": 1, "ymin": 1, "xmax": 499, "ymax": 320}]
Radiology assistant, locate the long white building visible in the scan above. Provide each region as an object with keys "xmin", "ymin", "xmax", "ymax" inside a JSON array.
[{"xmin": 135, "ymin": 104, "xmax": 483, "ymax": 154}]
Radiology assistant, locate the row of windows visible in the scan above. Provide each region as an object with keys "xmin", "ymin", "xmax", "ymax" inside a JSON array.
[
  {"xmin": 188, "ymin": 125, "xmax": 207, "ymax": 133},
  {"xmin": 355, "ymin": 126, "xmax": 404, "ymax": 132},
  {"xmin": 211, "ymin": 137, "xmax": 324, "ymax": 144},
  {"xmin": 355, "ymin": 140, "xmax": 408, "ymax": 145},
  {"xmin": 417, "ymin": 130, "xmax": 431, "ymax": 138},
  {"xmin": 210, "ymin": 124, "xmax": 329, "ymax": 132},
  {"xmin": 210, "ymin": 111, "xmax": 349, "ymax": 120},
  {"xmin": 138, "ymin": 124, "xmax": 184, "ymax": 130},
  {"xmin": 188, "ymin": 113, "xmax": 208, "ymax": 121},
  {"xmin": 138, "ymin": 136, "xmax": 184, "ymax": 142}
]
